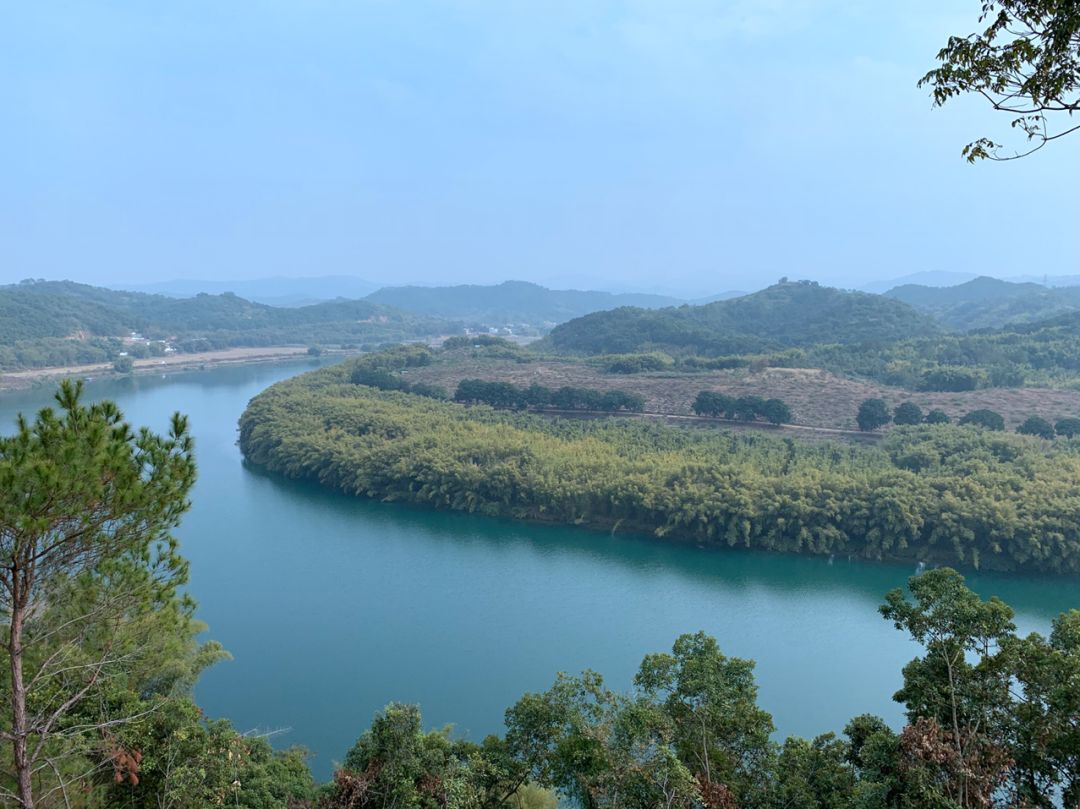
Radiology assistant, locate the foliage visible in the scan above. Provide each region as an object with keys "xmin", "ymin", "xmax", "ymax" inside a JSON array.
[
  {"xmin": 1018, "ymin": 415, "xmax": 1056, "ymax": 439},
  {"xmin": 1055, "ymin": 416, "xmax": 1080, "ymax": 438},
  {"xmin": 692, "ymin": 392, "xmax": 791, "ymax": 424},
  {"xmin": 960, "ymin": 409, "xmax": 1006, "ymax": 431},
  {"xmin": 857, "ymin": 399, "xmax": 891, "ymax": 431},
  {"xmin": 454, "ymin": 379, "xmax": 645, "ymax": 413},
  {"xmin": 0, "ymin": 381, "xmax": 207, "ymax": 807},
  {"xmin": 601, "ymin": 352, "xmax": 676, "ymax": 374},
  {"xmin": 239, "ymin": 359, "xmax": 1080, "ymax": 573},
  {"xmin": 925, "ymin": 409, "xmax": 951, "ymax": 425},
  {"xmin": 893, "ymin": 402, "xmax": 924, "ymax": 426},
  {"xmin": 920, "ymin": 0, "xmax": 1080, "ymax": 161}
]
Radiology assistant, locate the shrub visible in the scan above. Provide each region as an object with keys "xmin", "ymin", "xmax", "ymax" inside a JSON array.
[
  {"xmin": 919, "ymin": 366, "xmax": 983, "ymax": 392},
  {"xmin": 1054, "ymin": 417, "xmax": 1080, "ymax": 438},
  {"xmin": 893, "ymin": 402, "xmax": 924, "ymax": 426},
  {"xmin": 604, "ymin": 352, "xmax": 673, "ymax": 374},
  {"xmin": 959, "ymin": 409, "xmax": 1005, "ymax": 431},
  {"xmin": 924, "ymin": 409, "xmax": 951, "ymax": 425},
  {"xmin": 692, "ymin": 391, "xmax": 735, "ymax": 418},
  {"xmin": 761, "ymin": 398, "xmax": 792, "ymax": 425},
  {"xmin": 857, "ymin": 399, "xmax": 890, "ymax": 431},
  {"xmin": 1017, "ymin": 416, "xmax": 1055, "ymax": 440}
]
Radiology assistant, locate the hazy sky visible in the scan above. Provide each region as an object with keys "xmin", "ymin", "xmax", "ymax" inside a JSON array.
[{"xmin": 3, "ymin": 1, "xmax": 1077, "ymax": 297}]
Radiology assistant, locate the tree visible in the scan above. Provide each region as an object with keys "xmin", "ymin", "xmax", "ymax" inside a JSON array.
[
  {"xmin": 634, "ymin": 632, "xmax": 775, "ymax": 804},
  {"xmin": 113, "ymin": 355, "xmax": 135, "ymax": 374},
  {"xmin": 1055, "ymin": 417, "xmax": 1080, "ymax": 438},
  {"xmin": 960, "ymin": 409, "xmax": 1006, "ymax": 431},
  {"xmin": 893, "ymin": 402, "xmax": 924, "ymax": 426},
  {"xmin": 760, "ymin": 398, "xmax": 792, "ymax": 425},
  {"xmin": 857, "ymin": 399, "xmax": 891, "ymax": 431},
  {"xmin": 734, "ymin": 395, "xmax": 766, "ymax": 421},
  {"xmin": 921, "ymin": 0, "xmax": 1080, "ymax": 161},
  {"xmin": 925, "ymin": 409, "xmax": 951, "ymax": 425},
  {"xmin": 881, "ymin": 569, "xmax": 1018, "ymax": 807},
  {"xmin": 1017, "ymin": 415, "xmax": 1056, "ymax": 439},
  {"xmin": 0, "ymin": 381, "xmax": 197, "ymax": 808}
]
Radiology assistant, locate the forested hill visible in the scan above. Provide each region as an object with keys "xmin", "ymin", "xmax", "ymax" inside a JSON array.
[
  {"xmin": 886, "ymin": 276, "xmax": 1080, "ymax": 330},
  {"xmin": 0, "ymin": 280, "xmax": 457, "ymax": 370},
  {"xmin": 364, "ymin": 280, "xmax": 680, "ymax": 327},
  {"xmin": 542, "ymin": 280, "xmax": 940, "ymax": 355}
]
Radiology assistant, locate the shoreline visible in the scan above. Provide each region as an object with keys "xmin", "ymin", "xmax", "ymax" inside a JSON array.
[{"xmin": 0, "ymin": 346, "xmax": 346, "ymax": 392}]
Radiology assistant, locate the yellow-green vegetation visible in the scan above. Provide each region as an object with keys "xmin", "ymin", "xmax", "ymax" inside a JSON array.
[{"xmin": 239, "ymin": 354, "xmax": 1080, "ymax": 573}]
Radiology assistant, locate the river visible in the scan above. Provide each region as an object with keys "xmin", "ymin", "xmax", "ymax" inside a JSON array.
[{"xmin": 1, "ymin": 359, "xmax": 1077, "ymax": 778}]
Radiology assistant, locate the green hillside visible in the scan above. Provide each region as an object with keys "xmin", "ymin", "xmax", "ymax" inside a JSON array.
[
  {"xmin": 543, "ymin": 280, "xmax": 940, "ymax": 355},
  {"xmin": 886, "ymin": 276, "xmax": 1080, "ymax": 330},
  {"xmin": 365, "ymin": 280, "xmax": 680, "ymax": 329},
  {"xmin": 0, "ymin": 280, "xmax": 457, "ymax": 370}
]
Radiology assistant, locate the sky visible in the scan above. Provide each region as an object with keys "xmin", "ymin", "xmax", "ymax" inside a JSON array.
[{"xmin": 2, "ymin": 1, "xmax": 1077, "ymax": 298}]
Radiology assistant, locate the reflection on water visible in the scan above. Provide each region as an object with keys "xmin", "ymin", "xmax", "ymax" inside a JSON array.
[{"xmin": 2, "ymin": 360, "xmax": 1078, "ymax": 778}]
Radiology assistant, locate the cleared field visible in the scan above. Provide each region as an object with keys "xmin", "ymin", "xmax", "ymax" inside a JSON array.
[{"xmin": 403, "ymin": 354, "xmax": 1080, "ymax": 431}]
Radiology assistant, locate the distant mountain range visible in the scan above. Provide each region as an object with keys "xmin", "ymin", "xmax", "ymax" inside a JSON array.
[
  {"xmin": 885, "ymin": 276, "xmax": 1080, "ymax": 331},
  {"xmin": 363, "ymin": 281, "xmax": 683, "ymax": 328},
  {"xmin": 120, "ymin": 275, "xmax": 382, "ymax": 306}
]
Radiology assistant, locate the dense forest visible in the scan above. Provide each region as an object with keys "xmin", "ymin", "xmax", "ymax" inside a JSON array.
[
  {"xmin": 239, "ymin": 354, "xmax": 1080, "ymax": 574},
  {"xmin": 0, "ymin": 280, "xmax": 455, "ymax": 370},
  {"xmin": 365, "ymin": 280, "xmax": 679, "ymax": 330}
]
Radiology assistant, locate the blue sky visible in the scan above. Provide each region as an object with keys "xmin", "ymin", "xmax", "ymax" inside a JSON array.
[{"xmin": 2, "ymin": 1, "xmax": 1076, "ymax": 296}]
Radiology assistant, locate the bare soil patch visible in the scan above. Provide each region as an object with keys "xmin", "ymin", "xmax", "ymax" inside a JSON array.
[{"xmin": 404, "ymin": 356, "xmax": 1080, "ymax": 432}]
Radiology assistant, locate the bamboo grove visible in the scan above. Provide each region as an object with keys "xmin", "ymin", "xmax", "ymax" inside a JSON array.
[{"xmin": 239, "ymin": 358, "xmax": 1080, "ymax": 574}]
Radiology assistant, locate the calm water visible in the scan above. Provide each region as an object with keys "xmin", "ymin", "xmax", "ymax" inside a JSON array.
[{"xmin": 2, "ymin": 361, "xmax": 1078, "ymax": 778}]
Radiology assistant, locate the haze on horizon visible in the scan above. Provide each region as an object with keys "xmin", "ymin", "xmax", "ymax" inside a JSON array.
[{"xmin": 3, "ymin": 1, "xmax": 1076, "ymax": 299}]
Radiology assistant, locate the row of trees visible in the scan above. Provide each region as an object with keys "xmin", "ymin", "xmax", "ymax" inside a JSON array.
[
  {"xmin": 856, "ymin": 400, "xmax": 952, "ymax": 431},
  {"xmin": 239, "ymin": 360, "xmax": 1080, "ymax": 573},
  {"xmin": 856, "ymin": 398, "xmax": 1080, "ymax": 440},
  {"xmin": 691, "ymin": 391, "xmax": 792, "ymax": 425},
  {"xmin": 453, "ymin": 379, "xmax": 646, "ymax": 413}
]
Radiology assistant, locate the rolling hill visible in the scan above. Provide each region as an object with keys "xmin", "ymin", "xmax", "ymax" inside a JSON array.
[
  {"xmin": 885, "ymin": 276, "xmax": 1080, "ymax": 330},
  {"xmin": 542, "ymin": 280, "xmax": 941, "ymax": 355},
  {"xmin": 0, "ymin": 280, "xmax": 457, "ymax": 370},
  {"xmin": 364, "ymin": 280, "xmax": 681, "ymax": 329}
]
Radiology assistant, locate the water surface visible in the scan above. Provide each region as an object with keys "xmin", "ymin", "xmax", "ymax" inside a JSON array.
[{"xmin": 2, "ymin": 362, "xmax": 1077, "ymax": 778}]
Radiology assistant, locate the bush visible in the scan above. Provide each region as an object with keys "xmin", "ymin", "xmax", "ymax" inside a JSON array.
[
  {"xmin": 761, "ymin": 398, "xmax": 792, "ymax": 425},
  {"xmin": 924, "ymin": 409, "xmax": 951, "ymax": 425},
  {"xmin": 604, "ymin": 352, "xmax": 674, "ymax": 374},
  {"xmin": 1054, "ymin": 417, "xmax": 1080, "ymax": 438},
  {"xmin": 1017, "ymin": 416, "xmax": 1056, "ymax": 440},
  {"xmin": 959, "ymin": 409, "xmax": 1005, "ymax": 431},
  {"xmin": 856, "ymin": 399, "xmax": 890, "ymax": 431},
  {"xmin": 919, "ymin": 367, "xmax": 983, "ymax": 392},
  {"xmin": 893, "ymin": 402, "xmax": 924, "ymax": 426},
  {"xmin": 692, "ymin": 391, "xmax": 735, "ymax": 418},
  {"xmin": 112, "ymin": 355, "xmax": 135, "ymax": 374}
]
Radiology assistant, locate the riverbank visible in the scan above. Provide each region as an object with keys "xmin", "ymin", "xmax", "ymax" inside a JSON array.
[{"xmin": 0, "ymin": 345, "xmax": 343, "ymax": 392}]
